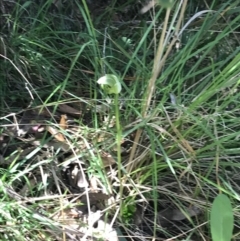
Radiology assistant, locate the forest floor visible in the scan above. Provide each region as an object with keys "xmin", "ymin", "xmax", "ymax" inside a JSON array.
[{"xmin": 0, "ymin": 0, "xmax": 240, "ymax": 240}]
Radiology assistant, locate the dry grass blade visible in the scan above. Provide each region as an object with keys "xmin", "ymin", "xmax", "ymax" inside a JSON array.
[
  {"xmin": 164, "ymin": 108, "xmax": 196, "ymax": 157},
  {"xmin": 127, "ymin": 0, "xmax": 188, "ymax": 173}
]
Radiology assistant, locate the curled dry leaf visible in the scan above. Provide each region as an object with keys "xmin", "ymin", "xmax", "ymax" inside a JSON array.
[
  {"xmin": 70, "ymin": 165, "xmax": 89, "ymax": 189},
  {"xmin": 58, "ymin": 103, "xmax": 83, "ymax": 117},
  {"xmin": 90, "ymin": 176, "xmax": 98, "ymax": 192},
  {"xmin": 76, "ymin": 170, "xmax": 89, "ymax": 188},
  {"xmin": 46, "ymin": 126, "xmax": 65, "ymax": 142},
  {"xmin": 59, "ymin": 114, "xmax": 67, "ymax": 130}
]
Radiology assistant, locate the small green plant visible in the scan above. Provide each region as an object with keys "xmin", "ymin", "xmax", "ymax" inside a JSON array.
[
  {"xmin": 97, "ymin": 74, "xmax": 122, "ymax": 94},
  {"xmin": 210, "ymin": 194, "xmax": 234, "ymax": 241},
  {"xmin": 121, "ymin": 203, "xmax": 136, "ymax": 225},
  {"xmin": 97, "ymin": 74, "xmax": 124, "ymax": 214}
]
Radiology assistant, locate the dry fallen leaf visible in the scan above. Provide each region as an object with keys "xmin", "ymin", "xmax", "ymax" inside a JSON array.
[
  {"xmin": 69, "ymin": 165, "xmax": 89, "ymax": 189},
  {"xmin": 58, "ymin": 103, "xmax": 83, "ymax": 117},
  {"xmin": 90, "ymin": 176, "xmax": 98, "ymax": 192},
  {"xmin": 59, "ymin": 114, "xmax": 67, "ymax": 129},
  {"xmin": 46, "ymin": 126, "xmax": 65, "ymax": 142},
  {"xmin": 76, "ymin": 170, "xmax": 88, "ymax": 189}
]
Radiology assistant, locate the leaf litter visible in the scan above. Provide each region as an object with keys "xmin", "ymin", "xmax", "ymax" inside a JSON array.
[
  {"xmin": 1, "ymin": 102, "xmax": 201, "ymax": 240},
  {"xmin": 0, "ymin": 103, "xmax": 123, "ymax": 241}
]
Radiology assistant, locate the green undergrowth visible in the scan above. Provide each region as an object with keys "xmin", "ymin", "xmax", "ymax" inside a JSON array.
[{"xmin": 0, "ymin": 0, "xmax": 240, "ymax": 240}]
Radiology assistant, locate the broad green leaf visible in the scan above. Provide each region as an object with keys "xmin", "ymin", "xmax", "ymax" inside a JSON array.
[
  {"xmin": 97, "ymin": 74, "xmax": 122, "ymax": 94},
  {"xmin": 210, "ymin": 194, "xmax": 234, "ymax": 241}
]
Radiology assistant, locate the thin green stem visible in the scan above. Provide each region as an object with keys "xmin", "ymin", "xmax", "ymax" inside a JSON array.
[{"xmin": 114, "ymin": 94, "xmax": 123, "ymax": 214}]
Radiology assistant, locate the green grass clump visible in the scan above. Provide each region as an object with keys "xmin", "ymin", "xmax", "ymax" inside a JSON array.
[{"xmin": 0, "ymin": 0, "xmax": 240, "ymax": 240}]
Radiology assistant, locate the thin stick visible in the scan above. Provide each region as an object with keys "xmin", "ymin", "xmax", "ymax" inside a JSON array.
[{"xmin": 127, "ymin": 8, "xmax": 171, "ymax": 173}]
